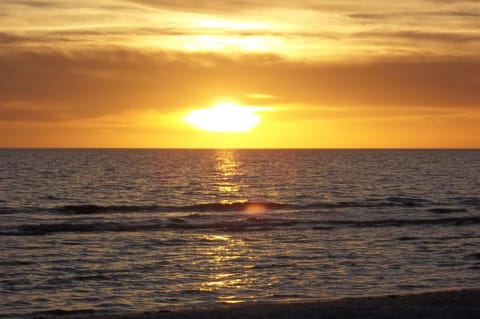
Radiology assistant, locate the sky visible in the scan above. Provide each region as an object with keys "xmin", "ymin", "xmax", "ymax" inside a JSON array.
[{"xmin": 0, "ymin": 0, "xmax": 479, "ymax": 148}]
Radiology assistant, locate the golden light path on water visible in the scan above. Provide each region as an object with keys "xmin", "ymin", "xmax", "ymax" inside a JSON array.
[
  {"xmin": 215, "ymin": 150, "xmax": 241, "ymax": 195},
  {"xmin": 193, "ymin": 150, "xmax": 272, "ymax": 303},
  {"xmin": 198, "ymin": 234, "xmax": 253, "ymax": 304},
  {"xmin": 214, "ymin": 150, "xmax": 269, "ymax": 213}
]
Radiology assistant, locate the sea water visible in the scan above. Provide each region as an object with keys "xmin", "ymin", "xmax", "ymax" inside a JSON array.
[{"xmin": 0, "ymin": 149, "xmax": 479, "ymax": 318}]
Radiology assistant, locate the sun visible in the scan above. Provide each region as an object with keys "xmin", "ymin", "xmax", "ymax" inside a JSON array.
[{"xmin": 183, "ymin": 102, "xmax": 260, "ymax": 132}]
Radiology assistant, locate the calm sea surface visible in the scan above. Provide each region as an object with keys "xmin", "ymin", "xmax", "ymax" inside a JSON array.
[{"xmin": 0, "ymin": 149, "xmax": 479, "ymax": 318}]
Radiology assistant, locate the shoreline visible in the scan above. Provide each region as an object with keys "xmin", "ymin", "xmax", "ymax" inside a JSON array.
[{"xmin": 28, "ymin": 288, "xmax": 480, "ymax": 319}]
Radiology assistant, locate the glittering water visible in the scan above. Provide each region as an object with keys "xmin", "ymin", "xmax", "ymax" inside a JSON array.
[{"xmin": 0, "ymin": 149, "xmax": 479, "ymax": 318}]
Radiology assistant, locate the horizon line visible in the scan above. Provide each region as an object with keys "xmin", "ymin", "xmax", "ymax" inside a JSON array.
[{"xmin": 1, "ymin": 147, "xmax": 479, "ymax": 150}]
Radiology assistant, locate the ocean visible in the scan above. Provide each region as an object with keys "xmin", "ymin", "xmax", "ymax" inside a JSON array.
[{"xmin": 1, "ymin": 149, "xmax": 479, "ymax": 318}]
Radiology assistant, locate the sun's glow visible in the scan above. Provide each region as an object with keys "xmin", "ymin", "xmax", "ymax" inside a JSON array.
[
  {"xmin": 196, "ymin": 20, "xmax": 269, "ymax": 31},
  {"xmin": 183, "ymin": 102, "xmax": 261, "ymax": 132},
  {"xmin": 183, "ymin": 35, "xmax": 274, "ymax": 52}
]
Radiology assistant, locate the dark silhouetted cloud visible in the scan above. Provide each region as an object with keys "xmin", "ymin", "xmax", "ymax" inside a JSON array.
[
  {"xmin": 354, "ymin": 30, "xmax": 480, "ymax": 44},
  {"xmin": 1, "ymin": 48, "xmax": 479, "ymax": 123},
  {"xmin": 4, "ymin": 0, "xmax": 58, "ymax": 7}
]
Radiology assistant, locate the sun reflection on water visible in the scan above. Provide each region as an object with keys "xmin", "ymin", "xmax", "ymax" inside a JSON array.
[
  {"xmin": 214, "ymin": 150, "xmax": 243, "ymax": 199},
  {"xmin": 197, "ymin": 234, "xmax": 254, "ymax": 303},
  {"xmin": 244, "ymin": 202, "xmax": 267, "ymax": 214},
  {"xmin": 199, "ymin": 151, "xmax": 266, "ymax": 303}
]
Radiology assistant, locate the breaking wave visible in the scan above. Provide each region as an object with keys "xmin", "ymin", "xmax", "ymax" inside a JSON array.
[
  {"xmin": 3, "ymin": 215, "xmax": 480, "ymax": 236},
  {"xmin": 5, "ymin": 196, "xmax": 477, "ymax": 215},
  {"xmin": 53, "ymin": 201, "xmax": 292, "ymax": 214}
]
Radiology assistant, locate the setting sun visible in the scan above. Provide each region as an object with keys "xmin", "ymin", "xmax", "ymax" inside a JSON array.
[
  {"xmin": 183, "ymin": 102, "xmax": 261, "ymax": 133},
  {"xmin": 2, "ymin": 1, "xmax": 480, "ymax": 318}
]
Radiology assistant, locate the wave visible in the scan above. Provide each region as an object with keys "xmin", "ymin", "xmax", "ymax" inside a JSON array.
[
  {"xmin": 0, "ymin": 202, "xmax": 287, "ymax": 215},
  {"xmin": 0, "ymin": 207, "xmax": 15, "ymax": 214},
  {"xmin": 51, "ymin": 197, "xmax": 469, "ymax": 214},
  {"xmin": 21, "ymin": 309, "xmax": 97, "ymax": 319},
  {"xmin": 3, "ymin": 215, "xmax": 480, "ymax": 236},
  {"xmin": 1, "ymin": 196, "xmax": 477, "ymax": 216},
  {"xmin": 427, "ymin": 208, "xmax": 468, "ymax": 214},
  {"xmin": 302, "ymin": 197, "xmax": 430, "ymax": 209},
  {"xmin": 2, "ymin": 221, "xmax": 164, "ymax": 236},
  {"xmin": 55, "ymin": 204, "xmax": 162, "ymax": 214},
  {"xmin": 0, "ymin": 196, "xmax": 431, "ymax": 216},
  {"xmin": 1, "ymin": 217, "xmax": 297, "ymax": 236},
  {"xmin": 53, "ymin": 201, "xmax": 292, "ymax": 215},
  {"xmin": 465, "ymin": 253, "xmax": 480, "ymax": 261},
  {"xmin": 319, "ymin": 216, "xmax": 480, "ymax": 228},
  {"xmin": 182, "ymin": 201, "xmax": 292, "ymax": 212},
  {"xmin": 452, "ymin": 196, "xmax": 480, "ymax": 207}
]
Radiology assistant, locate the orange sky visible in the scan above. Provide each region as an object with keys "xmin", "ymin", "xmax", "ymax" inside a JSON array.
[{"xmin": 0, "ymin": 0, "xmax": 479, "ymax": 148}]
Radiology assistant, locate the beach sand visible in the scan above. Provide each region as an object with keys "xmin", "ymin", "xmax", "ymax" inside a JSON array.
[{"xmin": 40, "ymin": 289, "xmax": 480, "ymax": 319}]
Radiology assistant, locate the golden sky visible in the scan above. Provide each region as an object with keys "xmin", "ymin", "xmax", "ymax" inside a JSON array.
[{"xmin": 1, "ymin": 0, "xmax": 479, "ymax": 148}]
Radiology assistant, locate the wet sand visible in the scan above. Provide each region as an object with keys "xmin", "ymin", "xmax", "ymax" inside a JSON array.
[{"xmin": 46, "ymin": 289, "xmax": 480, "ymax": 319}]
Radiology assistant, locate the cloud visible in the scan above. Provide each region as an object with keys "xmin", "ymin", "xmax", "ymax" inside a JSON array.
[
  {"xmin": 3, "ymin": 27, "xmax": 479, "ymax": 57},
  {"xmin": 425, "ymin": 0, "xmax": 479, "ymax": 3},
  {"xmin": 125, "ymin": 0, "xmax": 297, "ymax": 13},
  {"xmin": 3, "ymin": 0, "xmax": 58, "ymax": 7},
  {"xmin": 258, "ymin": 57, "xmax": 480, "ymax": 109},
  {"xmin": 1, "ymin": 47, "xmax": 479, "ymax": 124},
  {"xmin": 0, "ymin": 28, "xmax": 337, "ymax": 49},
  {"xmin": 126, "ymin": 0, "xmax": 480, "ymax": 15},
  {"xmin": 0, "ymin": 28, "xmax": 190, "ymax": 47},
  {"xmin": 0, "ymin": 105, "xmax": 64, "ymax": 121},
  {"xmin": 0, "ymin": 32, "xmax": 26, "ymax": 44},
  {"xmin": 348, "ymin": 10, "xmax": 480, "ymax": 20},
  {"xmin": 1, "ymin": 0, "xmax": 478, "ymax": 62},
  {"xmin": 354, "ymin": 30, "xmax": 480, "ymax": 44}
]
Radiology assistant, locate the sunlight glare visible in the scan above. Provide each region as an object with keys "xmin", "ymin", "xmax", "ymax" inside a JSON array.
[
  {"xmin": 196, "ymin": 20, "xmax": 269, "ymax": 30},
  {"xmin": 184, "ymin": 35, "xmax": 271, "ymax": 52},
  {"xmin": 183, "ymin": 102, "xmax": 260, "ymax": 132}
]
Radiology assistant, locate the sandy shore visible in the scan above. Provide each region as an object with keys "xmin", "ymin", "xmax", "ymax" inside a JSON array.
[{"xmin": 33, "ymin": 289, "xmax": 479, "ymax": 319}]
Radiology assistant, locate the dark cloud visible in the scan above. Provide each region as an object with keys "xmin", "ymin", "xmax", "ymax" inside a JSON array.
[
  {"xmin": 348, "ymin": 10, "xmax": 480, "ymax": 20},
  {"xmin": 0, "ymin": 28, "xmax": 196, "ymax": 48},
  {"xmin": 348, "ymin": 13, "xmax": 390, "ymax": 20},
  {"xmin": 354, "ymin": 30, "xmax": 480, "ymax": 44},
  {"xmin": 1, "ymin": 48, "xmax": 479, "ymax": 124},
  {"xmin": 0, "ymin": 106, "xmax": 64, "ymax": 121},
  {"xmin": 5, "ymin": 28, "xmax": 479, "ymax": 51},
  {"xmin": 0, "ymin": 28, "xmax": 338, "ymax": 48},
  {"xmin": 424, "ymin": 0, "xmax": 479, "ymax": 3},
  {"xmin": 259, "ymin": 57, "xmax": 480, "ymax": 110},
  {"xmin": 4, "ymin": 0, "xmax": 58, "ymax": 7},
  {"xmin": 0, "ymin": 32, "xmax": 26, "ymax": 44}
]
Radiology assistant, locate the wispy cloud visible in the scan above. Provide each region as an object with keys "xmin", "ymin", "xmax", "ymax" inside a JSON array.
[
  {"xmin": 125, "ymin": 0, "xmax": 298, "ymax": 13},
  {"xmin": 348, "ymin": 11, "xmax": 480, "ymax": 19},
  {"xmin": 4, "ymin": 0, "xmax": 59, "ymax": 8},
  {"xmin": 1, "ymin": 0, "xmax": 479, "ymax": 60},
  {"xmin": 353, "ymin": 30, "xmax": 480, "ymax": 44}
]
